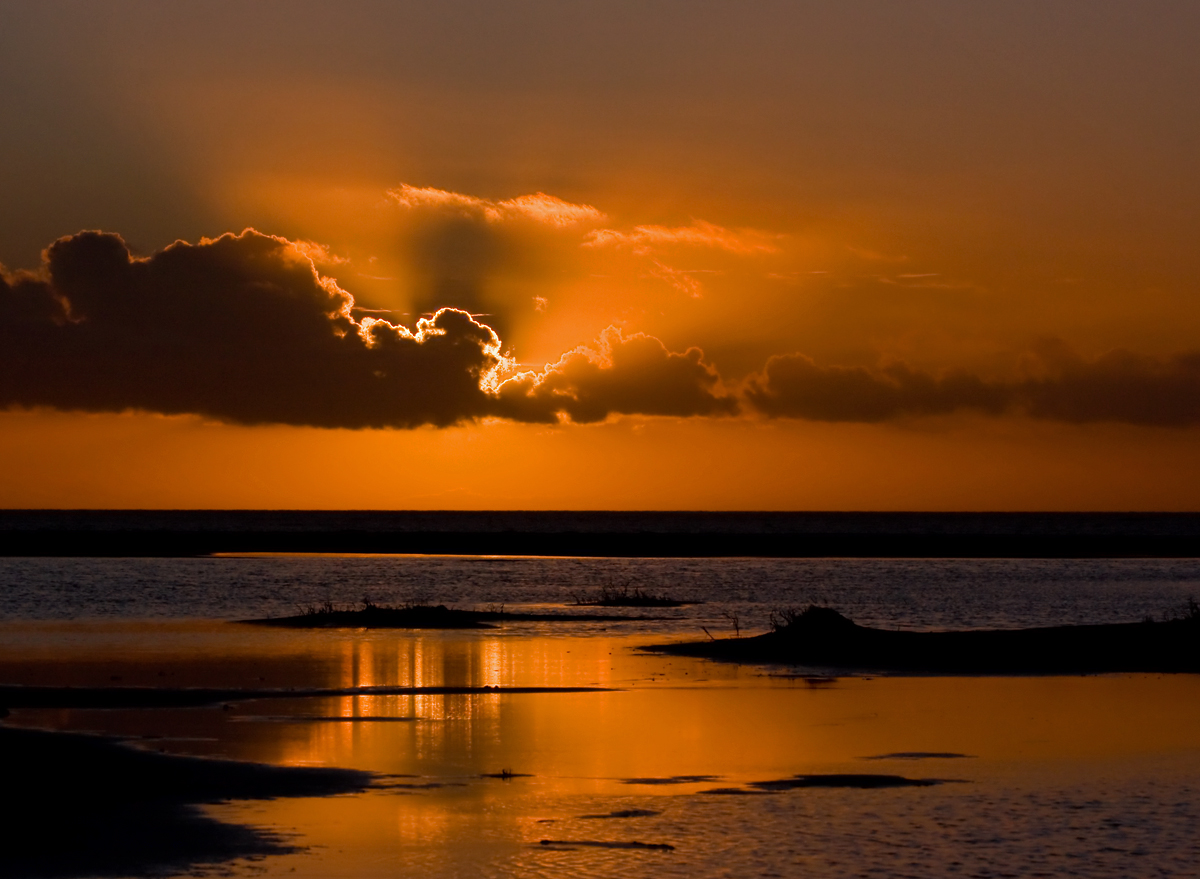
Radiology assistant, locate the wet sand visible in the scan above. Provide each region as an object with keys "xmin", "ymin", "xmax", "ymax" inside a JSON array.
[{"xmin": 0, "ymin": 723, "xmax": 372, "ymax": 879}]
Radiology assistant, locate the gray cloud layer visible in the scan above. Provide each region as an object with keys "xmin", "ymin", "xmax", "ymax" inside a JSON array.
[{"xmin": 746, "ymin": 341, "xmax": 1200, "ymax": 427}]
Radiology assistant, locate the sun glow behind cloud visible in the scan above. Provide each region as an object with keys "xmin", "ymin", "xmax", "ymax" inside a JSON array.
[{"xmin": 3, "ymin": 2, "xmax": 1200, "ymax": 509}]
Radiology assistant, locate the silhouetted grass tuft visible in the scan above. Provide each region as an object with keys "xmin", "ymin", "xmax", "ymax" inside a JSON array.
[{"xmin": 574, "ymin": 582, "xmax": 688, "ymax": 608}]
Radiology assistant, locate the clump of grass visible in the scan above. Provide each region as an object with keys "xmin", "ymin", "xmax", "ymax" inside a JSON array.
[
  {"xmin": 768, "ymin": 604, "xmax": 854, "ymax": 634},
  {"xmin": 295, "ymin": 597, "xmax": 408, "ymax": 617},
  {"xmin": 481, "ymin": 768, "xmax": 532, "ymax": 780},
  {"xmin": 1148, "ymin": 597, "xmax": 1200, "ymax": 624},
  {"xmin": 295, "ymin": 598, "xmax": 339, "ymax": 617},
  {"xmin": 769, "ymin": 607, "xmax": 796, "ymax": 632},
  {"xmin": 1169, "ymin": 596, "xmax": 1199, "ymax": 623},
  {"xmin": 574, "ymin": 580, "xmax": 686, "ymax": 607}
]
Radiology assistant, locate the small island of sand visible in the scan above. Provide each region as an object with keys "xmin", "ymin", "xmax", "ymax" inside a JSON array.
[{"xmin": 649, "ymin": 604, "xmax": 1200, "ymax": 674}]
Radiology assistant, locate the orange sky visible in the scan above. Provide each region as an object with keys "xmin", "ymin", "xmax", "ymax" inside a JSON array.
[{"xmin": 1, "ymin": 2, "xmax": 1198, "ymax": 509}]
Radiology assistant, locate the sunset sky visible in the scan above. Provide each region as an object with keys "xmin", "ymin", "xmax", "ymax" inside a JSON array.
[{"xmin": 1, "ymin": 1, "xmax": 1198, "ymax": 509}]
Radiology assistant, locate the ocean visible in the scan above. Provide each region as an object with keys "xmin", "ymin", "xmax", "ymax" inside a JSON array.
[{"xmin": 1, "ymin": 554, "xmax": 1199, "ymax": 632}]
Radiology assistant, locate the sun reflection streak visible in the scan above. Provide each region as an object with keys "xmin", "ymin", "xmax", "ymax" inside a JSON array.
[{"xmin": 480, "ymin": 639, "xmax": 504, "ymax": 689}]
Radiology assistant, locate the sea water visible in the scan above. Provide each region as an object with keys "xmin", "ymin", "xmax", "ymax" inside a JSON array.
[
  {"xmin": 2, "ymin": 553, "xmax": 1200, "ymax": 878},
  {"xmin": 1, "ymin": 555, "xmax": 1198, "ymax": 630}
]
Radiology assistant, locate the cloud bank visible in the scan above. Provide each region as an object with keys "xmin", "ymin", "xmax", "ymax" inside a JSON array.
[
  {"xmin": 746, "ymin": 342, "xmax": 1200, "ymax": 427},
  {"xmin": 2, "ymin": 229, "xmax": 1197, "ymax": 431},
  {"xmin": 0, "ymin": 230, "xmax": 733, "ymax": 428},
  {"xmin": 0, "ymin": 230, "xmax": 508, "ymax": 428}
]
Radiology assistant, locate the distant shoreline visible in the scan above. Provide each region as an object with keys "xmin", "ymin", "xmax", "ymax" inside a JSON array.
[
  {"xmin": 3, "ymin": 531, "xmax": 1197, "ymax": 558},
  {"xmin": 0, "ymin": 510, "xmax": 1197, "ymax": 558}
]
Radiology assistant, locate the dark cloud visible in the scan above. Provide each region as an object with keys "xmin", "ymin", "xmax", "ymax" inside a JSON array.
[
  {"xmin": 746, "ymin": 341, "xmax": 1200, "ymax": 427},
  {"xmin": 1018, "ymin": 339, "xmax": 1200, "ymax": 427},
  {"xmin": 0, "ymin": 229, "xmax": 737, "ymax": 429},
  {"xmin": 0, "ymin": 230, "xmax": 503, "ymax": 428},
  {"xmin": 6, "ymin": 229, "xmax": 1195, "ymax": 431},
  {"xmin": 744, "ymin": 355, "xmax": 1005, "ymax": 422},
  {"xmin": 495, "ymin": 328, "xmax": 738, "ymax": 424}
]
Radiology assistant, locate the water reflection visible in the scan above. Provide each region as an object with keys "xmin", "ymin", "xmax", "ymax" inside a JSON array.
[
  {"xmin": 268, "ymin": 632, "xmax": 636, "ymax": 772},
  {"xmin": 3, "ymin": 623, "xmax": 1200, "ymax": 877}
]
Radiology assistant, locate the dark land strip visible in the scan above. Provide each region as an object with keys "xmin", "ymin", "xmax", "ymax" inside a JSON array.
[
  {"xmin": 749, "ymin": 774, "xmax": 946, "ymax": 790},
  {"xmin": 0, "ymin": 723, "xmax": 373, "ymax": 879},
  {"xmin": 2, "ymin": 510, "xmax": 1199, "ymax": 557},
  {"xmin": 538, "ymin": 840, "xmax": 676, "ymax": 851},
  {"xmin": 621, "ymin": 775, "xmax": 721, "ymax": 785},
  {"xmin": 232, "ymin": 714, "xmax": 421, "ymax": 723},
  {"xmin": 649, "ymin": 606, "xmax": 1200, "ymax": 674},
  {"xmin": 0, "ymin": 683, "xmax": 612, "ymax": 710},
  {"xmin": 699, "ymin": 773, "xmax": 954, "ymax": 795},
  {"xmin": 242, "ymin": 603, "xmax": 667, "ymax": 628}
]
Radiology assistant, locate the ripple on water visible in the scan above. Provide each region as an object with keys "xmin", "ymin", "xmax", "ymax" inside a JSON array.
[
  {"xmin": 1, "ymin": 556, "xmax": 1198, "ymax": 633},
  {"xmin": 501, "ymin": 779, "xmax": 1200, "ymax": 879}
]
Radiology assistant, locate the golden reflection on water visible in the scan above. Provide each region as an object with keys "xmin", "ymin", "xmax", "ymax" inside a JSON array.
[
  {"xmin": 230, "ymin": 631, "xmax": 1200, "ymax": 777},
  {"xmin": 4, "ymin": 623, "xmax": 1200, "ymax": 877},
  {"xmin": 214, "ymin": 635, "xmax": 1200, "ymax": 879},
  {"xmin": 3, "ymin": 622, "xmax": 1200, "ymax": 772}
]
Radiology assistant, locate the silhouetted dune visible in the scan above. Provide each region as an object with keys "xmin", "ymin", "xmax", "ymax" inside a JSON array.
[
  {"xmin": 0, "ymin": 724, "xmax": 372, "ymax": 878},
  {"xmin": 650, "ymin": 605, "xmax": 1200, "ymax": 673}
]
